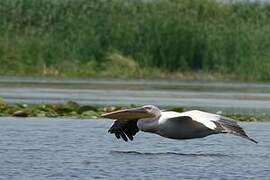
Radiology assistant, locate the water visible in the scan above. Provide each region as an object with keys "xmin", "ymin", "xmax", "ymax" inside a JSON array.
[
  {"xmin": 0, "ymin": 78, "xmax": 270, "ymax": 179},
  {"xmin": 0, "ymin": 118, "xmax": 269, "ymax": 180},
  {"xmin": 1, "ymin": 78, "xmax": 270, "ymax": 115}
]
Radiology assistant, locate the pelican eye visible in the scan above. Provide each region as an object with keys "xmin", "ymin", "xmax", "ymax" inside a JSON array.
[{"xmin": 143, "ymin": 106, "xmax": 152, "ymax": 111}]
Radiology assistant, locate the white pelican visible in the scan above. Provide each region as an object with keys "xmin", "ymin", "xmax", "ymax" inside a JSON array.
[{"xmin": 101, "ymin": 105, "xmax": 257, "ymax": 143}]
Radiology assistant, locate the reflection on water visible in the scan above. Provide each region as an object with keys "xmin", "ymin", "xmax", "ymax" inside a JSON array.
[
  {"xmin": 110, "ymin": 150, "xmax": 231, "ymax": 157},
  {"xmin": 0, "ymin": 118, "xmax": 269, "ymax": 180}
]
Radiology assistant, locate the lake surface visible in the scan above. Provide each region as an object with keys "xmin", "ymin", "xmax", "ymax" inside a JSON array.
[
  {"xmin": 0, "ymin": 78, "xmax": 270, "ymax": 179},
  {"xmin": 0, "ymin": 118, "xmax": 269, "ymax": 180},
  {"xmin": 1, "ymin": 78, "xmax": 270, "ymax": 116}
]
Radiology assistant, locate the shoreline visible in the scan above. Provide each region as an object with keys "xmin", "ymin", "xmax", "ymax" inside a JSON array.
[{"xmin": 1, "ymin": 75, "xmax": 270, "ymax": 85}]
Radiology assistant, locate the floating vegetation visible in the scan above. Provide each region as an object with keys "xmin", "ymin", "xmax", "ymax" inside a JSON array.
[
  {"xmin": 227, "ymin": 113, "xmax": 259, "ymax": 122},
  {"xmin": 0, "ymin": 98, "xmax": 266, "ymax": 121},
  {"xmin": 0, "ymin": 98, "xmax": 136, "ymax": 119}
]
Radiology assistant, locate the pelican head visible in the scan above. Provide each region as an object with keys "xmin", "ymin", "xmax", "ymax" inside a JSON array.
[
  {"xmin": 142, "ymin": 105, "xmax": 161, "ymax": 118},
  {"xmin": 101, "ymin": 105, "xmax": 161, "ymax": 120}
]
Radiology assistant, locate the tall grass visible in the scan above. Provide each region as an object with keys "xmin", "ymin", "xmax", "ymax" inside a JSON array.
[{"xmin": 0, "ymin": 0, "xmax": 270, "ymax": 81}]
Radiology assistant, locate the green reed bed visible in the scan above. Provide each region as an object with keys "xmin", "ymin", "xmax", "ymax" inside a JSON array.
[{"xmin": 0, "ymin": 0, "xmax": 270, "ymax": 81}]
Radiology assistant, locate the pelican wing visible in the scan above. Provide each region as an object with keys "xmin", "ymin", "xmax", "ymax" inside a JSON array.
[
  {"xmin": 166, "ymin": 110, "xmax": 257, "ymax": 143},
  {"xmin": 163, "ymin": 115, "xmax": 217, "ymax": 139},
  {"xmin": 161, "ymin": 111, "xmax": 218, "ymax": 130},
  {"xmin": 108, "ymin": 120, "xmax": 139, "ymax": 142},
  {"xmin": 167, "ymin": 116, "xmax": 209, "ymax": 130}
]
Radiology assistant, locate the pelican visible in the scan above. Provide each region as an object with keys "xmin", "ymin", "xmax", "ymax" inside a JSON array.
[{"xmin": 101, "ymin": 105, "xmax": 257, "ymax": 143}]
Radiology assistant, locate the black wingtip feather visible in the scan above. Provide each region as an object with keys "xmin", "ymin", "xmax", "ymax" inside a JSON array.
[
  {"xmin": 215, "ymin": 117, "xmax": 258, "ymax": 144},
  {"xmin": 246, "ymin": 137, "xmax": 258, "ymax": 144},
  {"xmin": 108, "ymin": 120, "xmax": 139, "ymax": 142}
]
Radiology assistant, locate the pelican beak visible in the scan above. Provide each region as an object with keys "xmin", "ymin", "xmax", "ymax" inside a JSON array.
[{"xmin": 101, "ymin": 107, "xmax": 153, "ymax": 120}]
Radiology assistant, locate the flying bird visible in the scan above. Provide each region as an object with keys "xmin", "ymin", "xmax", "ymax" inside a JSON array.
[{"xmin": 101, "ymin": 105, "xmax": 257, "ymax": 143}]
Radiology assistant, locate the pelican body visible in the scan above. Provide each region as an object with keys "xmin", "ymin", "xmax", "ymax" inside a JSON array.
[{"xmin": 101, "ymin": 105, "xmax": 257, "ymax": 143}]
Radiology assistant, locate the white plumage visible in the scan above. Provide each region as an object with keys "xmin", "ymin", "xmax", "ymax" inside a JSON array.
[{"xmin": 170, "ymin": 110, "xmax": 218, "ymax": 130}]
